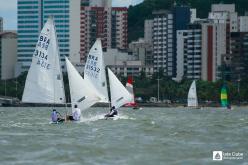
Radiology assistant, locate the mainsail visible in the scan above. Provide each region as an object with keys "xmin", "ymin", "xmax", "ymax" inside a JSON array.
[
  {"xmin": 125, "ymin": 76, "xmax": 136, "ymax": 106},
  {"xmin": 22, "ymin": 17, "xmax": 65, "ymax": 104},
  {"xmin": 107, "ymin": 68, "xmax": 132, "ymax": 109},
  {"xmin": 220, "ymin": 85, "xmax": 228, "ymax": 107},
  {"xmin": 84, "ymin": 39, "xmax": 109, "ymax": 103},
  {"xmin": 187, "ymin": 80, "xmax": 198, "ymax": 107},
  {"xmin": 65, "ymin": 57, "xmax": 101, "ymax": 112}
]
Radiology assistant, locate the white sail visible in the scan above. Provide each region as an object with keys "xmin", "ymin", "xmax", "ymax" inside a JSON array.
[
  {"xmin": 65, "ymin": 57, "xmax": 101, "ymax": 112},
  {"xmin": 107, "ymin": 68, "xmax": 133, "ymax": 109},
  {"xmin": 22, "ymin": 17, "xmax": 65, "ymax": 104},
  {"xmin": 125, "ymin": 76, "xmax": 136, "ymax": 106},
  {"xmin": 187, "ymin": 80, "xmax": 198, "ymax": 107},
  {"xmin": 84, "ymin": 39, "xmax": 109, "ymax": 103}
]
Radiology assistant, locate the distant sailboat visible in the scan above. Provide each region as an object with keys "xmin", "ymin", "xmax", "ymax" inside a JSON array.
[
  {"xmin": 65, "ymin": 57, "xmax": 101, "ymax": 113},
  {"xmin": 220, "ymin": 85, "xmax": 230, "ymax": 109},
  {"xmin": 22, "ymin": 17, "xmax": 65, "ymax": 104},
  {"xmin": 187, "ymin": 80, "xmax": 198, "ymax": 107},
  {"xmin": 107, "ymin": 68, "xmax": 133, "ymax": 109},
  {"xmin": 84, "ymin": 39, "xmax": 109, "ymax": 103},
  {"xmin": 125, "ymin": 76, "xmax": 142, "ymax": 109},
  {"xmin": 125, "ymin": 76, "xmax": 137, "ymax": 107}
]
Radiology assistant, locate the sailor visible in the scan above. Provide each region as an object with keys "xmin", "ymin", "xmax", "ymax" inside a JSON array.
[
  {"xmin": 51, "ymin": 109, "xmax": 64, "ymax": 123},
  {"xmin": 67, "ymin": 104, "xmax": 81, "ymax": 121},
  {"xmin": 105, "ymin": 106, "xmax": 118, "ymax": 118},
  {"xmin": 73, "ymin": 104, "xmax": 81, "ymax": 121}
]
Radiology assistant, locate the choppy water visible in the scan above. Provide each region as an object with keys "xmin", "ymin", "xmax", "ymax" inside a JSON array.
[{"xmin": 0, "ymin": 107, "xmax": 247, "ymax": 165}]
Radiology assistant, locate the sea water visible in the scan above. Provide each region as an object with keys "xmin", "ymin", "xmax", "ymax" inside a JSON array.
[{"xmin": 0, "ymin": 107, "xmax": 247, "ymax": 165}]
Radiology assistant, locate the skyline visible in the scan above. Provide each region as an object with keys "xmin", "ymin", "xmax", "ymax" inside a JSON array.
[{"xmin": 0, "ymin": 0, "xmax": 144, "ymax": 30}]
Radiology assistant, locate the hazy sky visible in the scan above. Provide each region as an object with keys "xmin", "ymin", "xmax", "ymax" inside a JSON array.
[{"xmin": 0, "ymin": 0, "xmax": 143, "ymax": 30}]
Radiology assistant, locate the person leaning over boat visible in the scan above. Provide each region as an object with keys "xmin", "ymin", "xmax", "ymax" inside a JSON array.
[
  {"xmin": 51, "ymin": 109, "xmax": 64, "ymax": 122},
  {"xmin": 105, "ymin": 106, "xmax": 118, "ymax": 118},
  {"xmin": 66, "ymin": 104, "xmax": 81, "ymax": 121}
]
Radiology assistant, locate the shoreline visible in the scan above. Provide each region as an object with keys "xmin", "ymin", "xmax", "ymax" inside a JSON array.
[{"xmin": 1, "ymin": 102, "xmax": 248, "ymax": 108}]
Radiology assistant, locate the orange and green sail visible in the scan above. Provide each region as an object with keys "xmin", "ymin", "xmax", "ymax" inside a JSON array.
[{"xmin": 220, "ymin": 86, "xmax": 228, "ymax": 107}]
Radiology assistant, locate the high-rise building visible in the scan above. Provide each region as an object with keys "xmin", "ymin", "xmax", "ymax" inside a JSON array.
[
  {"xmin": 144, "ymin": 20, "xmax": 153, "ymax": 44},
  {"xmin": 129, "ymin": 38, "xmax": 153, "ymax": 66},
  {"xmin": 201, "ymin": 22, "xmax": 226, "ymax": 82},
  {"xmin": 0, "ymin": 17, "xmax": 3, "ymax": 32},
  {"xmin": 175, "ymin": 24, "xmax": 202, "ymax": 81},
  {"xmin": 238, "ymin": 16, "xmax": 248, "ymax": 32},
  {"xmin": 17, "ymin": 0, "xmax": 69, "ymax": 72},
  {"xmin": 209, "ymin": 4, "xmax": 238, "ymax": 32},
  {"xmin": 208, "ymin": 4, "xmax": 238, "ymax": 63},
  {"xmin": 152, "ymin": 10, "xmax": 173, "ymax": 75},
  {"xmin": 172, "ymin": 6, "xmax": 191, "ymax": 77},
  {"xmin": 226, "ymin": 32, "xmax": 248, "ymax": 81},
  {"xmin": 70, "ymin": 0, "xmax": 128, "ymax": 63},
  {"xmin": 0, "ymin": 31, "xmax": 17, "ymax": 80}
]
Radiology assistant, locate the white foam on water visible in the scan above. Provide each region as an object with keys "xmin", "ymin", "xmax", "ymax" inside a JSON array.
[
  {"xmin": 79, "ymin": 114, "xmax": 136, "ymax": 123},
  {"xmin": 80, "ymin": 114, "xmax": 106, "ymax": 123}
]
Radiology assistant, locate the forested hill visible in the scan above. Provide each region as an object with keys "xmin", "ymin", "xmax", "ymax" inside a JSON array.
[{"xmin": 128, "ymin": 0, "xmax": 248, "ymax": 42}]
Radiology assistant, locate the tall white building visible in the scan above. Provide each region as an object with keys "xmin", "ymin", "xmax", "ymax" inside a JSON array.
[
  {"xmin": 0, "ymin": 32, "xmax": 17, "ymax": 80},
  {"xmin": 175, "ymin": 24, "xmax": 202, "ymax": 82},
  {"xmin": 0, "ymin": 17, "xmax": 3, "ymax": 32},
  {"xmin": 17, "ymin": 0, "xmax": 69, "ymax": 72},
  {"xmin": 208, "ymin": 4, "xmax": 238, "ymax": 32},
  {"xmin": 201, "ymin": 22, "xmax": 226, "ymax": 82},
  {"xmin": 144, "ymin": 20, "xmax": 153, "ymax": 44},
  {"xmin": 152, "ymin": 10, "xmax": 173, "ymax": 75},
  {"xmin": 238, "ymin": 16, "xmax": 248, "ymax": 32}
]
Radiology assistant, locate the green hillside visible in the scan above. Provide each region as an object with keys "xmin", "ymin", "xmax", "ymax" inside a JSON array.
[{"xmin": 128, "ymin": 0, "xmax": 248, "ymax": 42}]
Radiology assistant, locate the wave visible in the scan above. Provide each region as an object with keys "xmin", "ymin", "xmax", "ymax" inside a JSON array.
[{"xmin": 79, "ymin": 114, "xmax": 136, "ymax": 123}]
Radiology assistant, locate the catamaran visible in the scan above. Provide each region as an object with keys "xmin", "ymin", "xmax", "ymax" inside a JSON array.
[
  {"xmin": 22, "ymin": 17, "xmax": 66, "ymax": 105},
  {"xmin": 187, "ymin": 80, "xmax": 198, "ymax": 107},
  {"xmin": 220, "ymin": 85, "xmax": 231, "ymax": 109}
]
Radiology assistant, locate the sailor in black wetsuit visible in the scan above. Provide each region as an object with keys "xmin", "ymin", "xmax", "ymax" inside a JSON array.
[{"xmin": 105, "ymin": 106, "xmax": 118, "ymax": 118}]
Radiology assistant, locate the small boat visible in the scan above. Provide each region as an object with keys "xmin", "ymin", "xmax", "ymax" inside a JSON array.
[
  {"xmin": 65, "ymin": 57, "xmax": 101, "ymax": 117},
  {"xmin": 125, "ymin": 76, "xmax": 141, "ymax": 110},
  {"xmin": 106, "ymin": 68, "xmax": 133, "ymax": 118},
  {"xmin": 220, "ymin": 85, "xmax": 232, "ymax": 110},
  {"xmin": 187, "ymin": 80, "xmax": 199, "ymax": 108}
]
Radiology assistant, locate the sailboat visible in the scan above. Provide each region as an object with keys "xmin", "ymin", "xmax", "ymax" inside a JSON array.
[
  {"xmin": 187, "ymin": 80, "xmax": 198, "ymax": 107},
  {"xmin": 65, "ymin": 57, "xmax": 101, "ymax": 114},
  {"xmin": 22, "ymin": 17, "xmax": 65, "ymax": 105},
  {"xmin": 84, "ymin": 38, "xmax": 109, "ymax": 103},
  {"xmin": 220, "ymin": 85, "xmax": 231, "ymax": 109},
  {"xmin": 107, "ymin": 68, "xmax": 133, "ymax": 110},
  {"xmin": 125, "ymin": 76, "xmax": 141, "ymax": 109}
]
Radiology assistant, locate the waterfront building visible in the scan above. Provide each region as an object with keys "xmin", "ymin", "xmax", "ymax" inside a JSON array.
[
  {"xmin": 129, "ymin": 38, "xmax": 153, "ymax": 66},
  {"xmin": 0, "ymin": 31, "xmax": 17, "ymax": 80},
  {"xmin": 201, "ymin": 22, "xmax": 226, "ymax": 82},
  {"xmin": 70, "ymin": 0, "xmax": 128, "ymax": 63},
  {"xmin": 0, "ymin": 17, "xmax": 3, "ymax": 32},
  {"xmin": 152, "ymin": 10, "xmax": 173, "ymax": 75},
  {"xmin": 17, "ymin": 0, "xmax": 69, "ymax": 72},
  {"xmin": 175, "ymin": 24, "xmax": 202, "ymax": 81}
]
